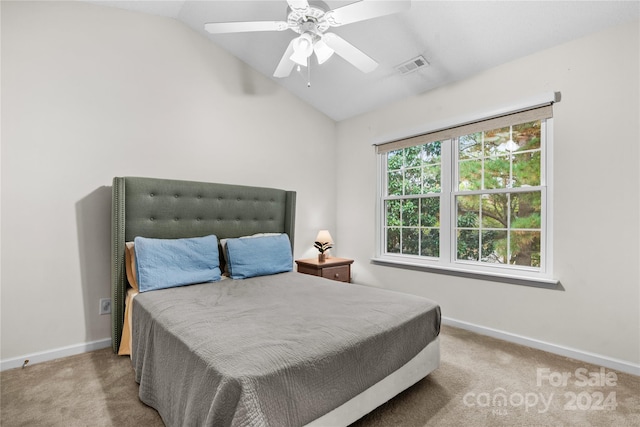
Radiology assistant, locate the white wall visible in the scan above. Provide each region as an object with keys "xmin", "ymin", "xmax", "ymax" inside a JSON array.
[
  {"xmin": 336, "ymin": 21, "xmax": 640, "ymax": 368},
  {"xmin": 1, "ymin": 1, "xmax": 336, "ymax": 361}
]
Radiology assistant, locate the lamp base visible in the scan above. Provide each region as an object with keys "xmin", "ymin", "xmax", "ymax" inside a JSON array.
[{"xmin": 318, "ymin": 253, "xmax": 326, "ymax": 262}]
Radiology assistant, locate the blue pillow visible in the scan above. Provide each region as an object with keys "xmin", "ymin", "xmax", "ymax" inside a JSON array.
[
  {"xmin": 134, "ymin": 235, "xmax": 221, "ymax": 292},
  {"xmin": 225, "ymin": 234, "xmax": 293, "ymax": 279}
]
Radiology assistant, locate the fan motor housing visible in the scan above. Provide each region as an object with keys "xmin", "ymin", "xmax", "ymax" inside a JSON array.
[{"xmin": 287, "ymin": 1, "xmax": 331, "ymax": 34}]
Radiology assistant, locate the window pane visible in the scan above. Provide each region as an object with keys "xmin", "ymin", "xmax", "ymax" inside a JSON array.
[
  {"xmin": 459, "ymin": 133, "xmax": 482, "ymax": 160},
  {"xmin": 484, "ymin": 126, "xmax": 510, "ymax": 157},
  {"xmin": 510, "ymin": 230, "xmax": 541, "ymax": 267},
  {"xmin": 421, "ymin": 229, "xmax": 439, "ymax": 257},
  {"xmin": 459, "ymin": 159, "xmax": 482, "ymax": 191},
  {"xmin": 511, "ymin": 191, "xmax": 541, "ymax": 229},
  {"xmin": 513, "ymin": 151, "xmax": 540, "ymax": 187},
  {"xmin": 388, "ymin": 170, "xmax": 402, "ymax": 196},
  {"xmin": 421, "ymin": 197, "xmax": 440, "ymax": 257},
  {"xmin": 513, "ymin": 121, "xmax": 541, "ymax": 151},
  {"xmin": 402, "ymin": 228, "xmax": 419, "ymax": 255},
  {"xmin": 484, "ymin": 155, "xmax": 511, "ymax": 189},
  {"xmin": 422, "ymin": 141, "xmax": 442, "ymax": 164},
  {"xmin": 402, "ymin": 199, "xmax": 419, "ymax": 227},
  {"xmin": 481, "ymin": 193, "xmax": 508, "ymax": 229},
  {"xmin": 423, "ymin": 164, "xmax": 441, "ymax": 193},
  {"xmin": 420, "ymin": 197, "xmax": 440, "ymax": 227},
  {"xmin": 481, "ymin": 230, "xmax": 507, "ymax": 263},
  {"xmin": 387, "ymin": 228, "xmax": 400, "ymax": 253},
  {"xmin": 404, "ymin": 167, "xmax": 422, "ymax": 195},
  {"xmin": 457, "ymin": 229, "xmax": 479, "ymax": 261},
  {"xmin": 405, "ymin": 146, "xmax": 422, "ymax": 168},
  {"xmin": 386, "ymin": 200, "xmax": 401, "ymax": 227},
  {"xmin": 457, "ymin": 195, "xmax": 480, "ymax": 227},
  {"xmin": 387, "ymin": 149, "xmax": 403, "ymax": 171}
]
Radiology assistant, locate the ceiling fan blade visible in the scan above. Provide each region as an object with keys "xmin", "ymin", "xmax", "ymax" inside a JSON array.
[
  {"xmin": 322, "ymin": 33, "xmax": 378, "ymax": 73},
  {"xmin": 287, "ymin": 0, "xmax": 309, "ymax": 11},
  {"xmin": 325, "ymin": 0, "xmax": 411, "ymax": 27},
  {"xmin": 204, "ymin": 21, "xmax": 288, "ymax": 34},
  {"xmin": 273, "ymin": 39, "xmax": 297, "ymax": 78}
]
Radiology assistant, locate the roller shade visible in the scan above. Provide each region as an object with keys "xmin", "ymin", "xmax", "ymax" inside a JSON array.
[{"xmin": 375, "ymin": 104, "xmax": 553, "ymax": 155}]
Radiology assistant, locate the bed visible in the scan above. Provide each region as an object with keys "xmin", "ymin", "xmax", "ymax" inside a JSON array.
[{"xmin": 111, "ymin": 176, "xmax": 440, "ymax": 427}]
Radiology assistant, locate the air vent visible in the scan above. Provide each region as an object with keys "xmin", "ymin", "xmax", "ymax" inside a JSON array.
[{"xmin": 395, "ymin": 55, "xmax": 429, "ymax": 74}]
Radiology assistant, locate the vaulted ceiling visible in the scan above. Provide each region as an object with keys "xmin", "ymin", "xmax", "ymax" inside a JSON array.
[{"xmin": 91, "ymin": 1, "xmax": 639, "ymax": 121}]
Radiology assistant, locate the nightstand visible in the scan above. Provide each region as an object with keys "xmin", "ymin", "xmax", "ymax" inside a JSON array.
[{"xmin": 295, "ymin": 257, "xmax": 354, "ymax": 283}]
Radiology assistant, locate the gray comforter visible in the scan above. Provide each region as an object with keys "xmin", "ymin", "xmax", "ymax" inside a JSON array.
[{"xmin": 132, "ymin": 272, "xmax": 440, "ymax": 427}]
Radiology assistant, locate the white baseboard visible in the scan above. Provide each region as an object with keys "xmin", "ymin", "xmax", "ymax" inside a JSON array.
[
  {"xmin": 1, "ymin": 338, "xmax": 112, "ymax": 372},
  {"xmin": 442, "ymin": 317, "xmax": 640, "ymax": 376}
]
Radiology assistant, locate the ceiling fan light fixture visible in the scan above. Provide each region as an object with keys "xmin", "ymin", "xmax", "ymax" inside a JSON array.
[
  {"xmin": 291, "ymin": 33, "xmax": 314, "ymax": 66},
  {"xmin": 290, "ymin": 48, "xmax": 311, "ymax": 66},
  {"xmin": 314, "ymin": 39, "xmax": 334, "ymax": 64},
  {"xmin": 205, "ymin": 0, "xmax": 409, "ymax": 79}
]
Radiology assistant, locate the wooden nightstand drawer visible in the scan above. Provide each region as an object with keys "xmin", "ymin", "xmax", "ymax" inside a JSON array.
[
  {"xmin": 321, "ymin": 265, "xmax": 350, "ymax": 282},
  {"xmin": 295, "ymin": 257, "xmax": 354, "ymax": 283},
  {"xmin": 297, "ymin": 264, "xmax": 319, "ymax": 276}
]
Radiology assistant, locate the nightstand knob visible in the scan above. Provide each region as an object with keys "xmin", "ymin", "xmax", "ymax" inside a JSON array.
[{"xmin": 334, "ymin": 273, "xmax": 339, "ymax": 278}]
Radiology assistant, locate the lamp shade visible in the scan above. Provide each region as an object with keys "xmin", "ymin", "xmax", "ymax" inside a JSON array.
[
  {"xmin": 313, "ymin": 39, "xmax": 334, "ymax": 64},
  {"xmin": 290, "ymin": 33, "xmax": 314, "ymax": 66},
  {"xmin": 315, "ymin": 229, "xmax": 333, "ymax": 244}
]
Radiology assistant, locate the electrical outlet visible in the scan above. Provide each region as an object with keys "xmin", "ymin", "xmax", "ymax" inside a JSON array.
[{"xmin": 99, "ymin": 298, "xmax": 111, "ymax": 315}]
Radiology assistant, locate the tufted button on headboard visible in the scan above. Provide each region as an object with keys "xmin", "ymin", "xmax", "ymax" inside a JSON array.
[{"xmin": 110, "ymin": 177, "xmax": 296, "ymax": 353}]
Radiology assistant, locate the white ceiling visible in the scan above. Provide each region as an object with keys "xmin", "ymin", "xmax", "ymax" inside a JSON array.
[{"xmin": 91, "ymin": 1, "xmax": 639, "ymax": 121}]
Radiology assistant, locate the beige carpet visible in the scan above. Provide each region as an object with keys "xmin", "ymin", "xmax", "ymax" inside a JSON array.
[{"xmin": 1, "ymin": 325, "xmax": 638, "ymax": 426}]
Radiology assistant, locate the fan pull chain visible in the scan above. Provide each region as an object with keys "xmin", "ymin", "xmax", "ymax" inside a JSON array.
[{"xmin": 307, "ymin": 57, "xmax": 311, "ymax": 87}]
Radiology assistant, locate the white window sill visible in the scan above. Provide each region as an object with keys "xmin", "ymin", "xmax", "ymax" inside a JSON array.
[{"xmin": 371, "ymin": 257, "xmax": 562, "ymax": 290}]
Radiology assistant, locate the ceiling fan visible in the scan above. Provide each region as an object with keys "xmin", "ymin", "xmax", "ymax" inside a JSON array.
[{"xmin": 204, "ymin": 0, "xmax": 411, "ymax": 78}]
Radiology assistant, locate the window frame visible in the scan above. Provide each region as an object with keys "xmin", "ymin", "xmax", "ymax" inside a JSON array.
[{"xmin": 373, "ymin": 95, "xmax": 558, "ymax": 286}]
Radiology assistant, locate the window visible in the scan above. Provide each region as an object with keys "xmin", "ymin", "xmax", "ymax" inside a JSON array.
[{"xmin": 375, "ymin": 99, "xmax": 556, "ymax": 283}]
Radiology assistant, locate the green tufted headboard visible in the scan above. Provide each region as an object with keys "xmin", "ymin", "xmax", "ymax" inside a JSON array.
[{"xmin": 111, "ymin": 177, "xmax": 296, "ymax": 353}]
